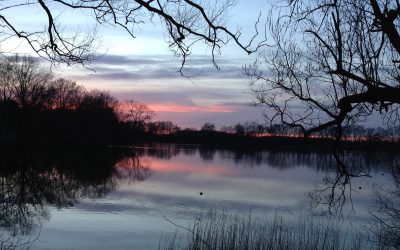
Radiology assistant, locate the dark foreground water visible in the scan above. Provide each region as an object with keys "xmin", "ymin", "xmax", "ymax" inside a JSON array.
[{"xmin": 0, "ymin": 144, "xmax": 398, "ymax": 249}]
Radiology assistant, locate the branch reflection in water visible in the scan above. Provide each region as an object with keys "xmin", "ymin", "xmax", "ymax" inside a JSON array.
[
  {"xmin": 0, "ymin": 147, "xmax": 150, "ymax": 249},
  {"xmin": 370, "ymin": 155, "xmax": 400, "ymax": 248},
  {"xmin": 137, "ymin": 144, "xmax": 395, "ymax": 214},
  {"xmin": 308, "ymin": 150, "xmax": 384, "ymax": 216},
  {"xmin": 144, "ymin": 145, "xmax": 397, "ymax": 249}
]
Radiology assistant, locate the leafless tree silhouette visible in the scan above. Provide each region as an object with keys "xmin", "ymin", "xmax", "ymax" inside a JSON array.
[
  {"xmin": 246, "ymin": 0, "xmax": 400, "ymax": 139},
  {"xmin": 117, "ymin": 99, "xmax": 155, "ymax": 130},
  {"xmin": 0, "ymin": 0, "xmax": 265, "ymax": 70}
]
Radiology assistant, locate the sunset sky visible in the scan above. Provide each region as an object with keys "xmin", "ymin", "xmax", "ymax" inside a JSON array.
[
  {"xmin": 57, "ymin": 54, "xmax": 265, "ymax": 129},
  {"xmin": 18, "ymin": 0, "xmax": 269, "ymax": 129}
]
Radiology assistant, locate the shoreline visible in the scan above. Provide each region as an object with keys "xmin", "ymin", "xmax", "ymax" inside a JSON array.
[{"xmin": 1, "ymin": 133, "xmax": 399, "ymax": 153}]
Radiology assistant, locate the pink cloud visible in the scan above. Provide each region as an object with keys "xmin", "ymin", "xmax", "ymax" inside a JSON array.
[{"xmin": 148, "ymin": 103, "xmax": 234, "ymax": 113}]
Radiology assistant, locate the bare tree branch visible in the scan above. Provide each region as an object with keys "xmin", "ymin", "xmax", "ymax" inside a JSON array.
[
  {"xmin": 246, "ymin": 0, "xmax": 400, "ymax": 139},
  {"xmin": 0, "ymin": 0, "xmax": 267, "ymax": 71}
]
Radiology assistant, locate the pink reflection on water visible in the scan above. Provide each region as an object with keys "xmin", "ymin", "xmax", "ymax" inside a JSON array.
[{"xmin": 138, "ymin": 157, "xmax": 239, "ymax": 176}]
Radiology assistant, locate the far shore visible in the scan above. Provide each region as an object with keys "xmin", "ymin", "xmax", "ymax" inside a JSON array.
[{"xmin": 1, "ymin": 131, "xmax": 398, "ymax": 153}]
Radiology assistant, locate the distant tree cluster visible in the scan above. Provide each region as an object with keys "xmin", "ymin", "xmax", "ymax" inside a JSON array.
[
  {"xmin": 0, "ymin": 56, "xmax": 181, "ymax": 145},
  {"xmin": 221, "ymin": 121, "xmax": 265, "ymax": 136},
  {"xmin": 340, "ymin": 125, "xmax": 400, "ymax": 142},
  {"xmin": 0, "ymin": 57, "xmax": 121, "ymax": 144},
  {"xmin": 205, "ymin": 121, "xmax": 400, "ymax": 143},
  {"xmin": 147, "ymin": 121, "xmax": 181, "ymax": 135}
]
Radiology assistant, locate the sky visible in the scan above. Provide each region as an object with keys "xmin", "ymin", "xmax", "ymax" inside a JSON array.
[
  {"xmin": 0, "ymin": 0, "xmax": 269, "ymax": 129},
  {"xmin": 54, "ymin": 54, "xmax": 266, "ymax": 129},
  {"xmin": 0, "ymin": 0, "xmax": 387, "ymax": 129}
]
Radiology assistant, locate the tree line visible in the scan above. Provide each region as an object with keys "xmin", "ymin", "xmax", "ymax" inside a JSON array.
[
  {"xmin": 149, "ymin": 121, "xmax": 400, "ymax": 151},
  {"xmin": 200, "ymin": 121, "xmax": 400, "ymax": 142},
  {"xmin": 0, "ymin": 56, "xmax": 179, "ymax": 145},
  {"xmin": 1, "ymin": 55, "xmax": 399, "ymax": 147}
]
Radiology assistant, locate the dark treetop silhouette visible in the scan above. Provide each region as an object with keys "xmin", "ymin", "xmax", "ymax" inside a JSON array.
[{"xmin": 0, "ymin": 56, "xmax": 128, "ymax": 145}]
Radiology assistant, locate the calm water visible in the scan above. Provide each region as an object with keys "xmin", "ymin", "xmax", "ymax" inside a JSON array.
[{"xmin": 0, "ymin": 144, "xmax": 397, "ymax": 249}]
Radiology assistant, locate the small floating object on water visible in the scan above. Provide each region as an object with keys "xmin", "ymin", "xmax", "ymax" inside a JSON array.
[
  {"xmin": 359, "ymin": 186, "xmax": 362, "ymax": 190},
  {"xmin": 199, "ymin": 192, "xmax": 203, "ymax": 195},
  {"xmin": 381, "ymin": 173, "xmax": 384, "ymax": 176}
]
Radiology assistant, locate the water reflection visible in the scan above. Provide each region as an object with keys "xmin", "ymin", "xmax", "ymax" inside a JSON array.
[
  {"xmin": 136, "ymin": 144, "xmax": 395, "ymax": 171},
  {"xmin": 0, "ymin": 148, "xmax": 150, "ymax": 249},
  {"xmin": 370, "ymin": 156, "xmax": 400, "ymax": 248},
  {"xmin": 133, "ymin": 145, "xmax": 395, "ymax": 215},
  {"xmin": 306, "ymin": 151, "xmax": 375, "ymax": 215},
  {"xmin": 135, "ymin": 145, "xmax": 398, "ymax": 248},
  {"xmin": 0, "ymin": 144, "xmax": 396, "ymax": 249}
]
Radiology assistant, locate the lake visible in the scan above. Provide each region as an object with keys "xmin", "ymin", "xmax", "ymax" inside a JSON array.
[{"xmin": 0, "ymin": 144, "xmax": 397, "ymax": 249}]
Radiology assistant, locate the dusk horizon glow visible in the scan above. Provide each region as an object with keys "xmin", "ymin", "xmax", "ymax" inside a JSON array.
[{"xmin": 50, "ymin": 53, "xmax": 265, "ymax": 129}]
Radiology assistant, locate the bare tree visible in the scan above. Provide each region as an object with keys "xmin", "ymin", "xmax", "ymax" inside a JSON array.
[
  {"xmin": 0, "ymin": 58, "xmax": 17, "ymax": 134},
  {"xmin": 0, "ymin": 59, "xmax": 14, "ymax": 104},
  {"xmin": 79, "ymin": 89, "xmax": 118, "ymax": 110},
  {"xmin": 118, "ymin": 99, "xmax": 155, "ymax": 130},
  {"xmin": 148, "ymin": 121, "xmax": 180, "ymax": 135},
  {"xmin": 0, "ymin": 0, "xmax": 265, "ymax": 69},
  {"xmin": 2, "ymin": 56, "xmax": 52, "ymax": 110},
  {"xmin": 246, "ymin": 0, "xmax": 400, "ymax": 139},
  {"xmin": 48, "ymin": 78, "xmax": 83, "ymax": 110}
]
